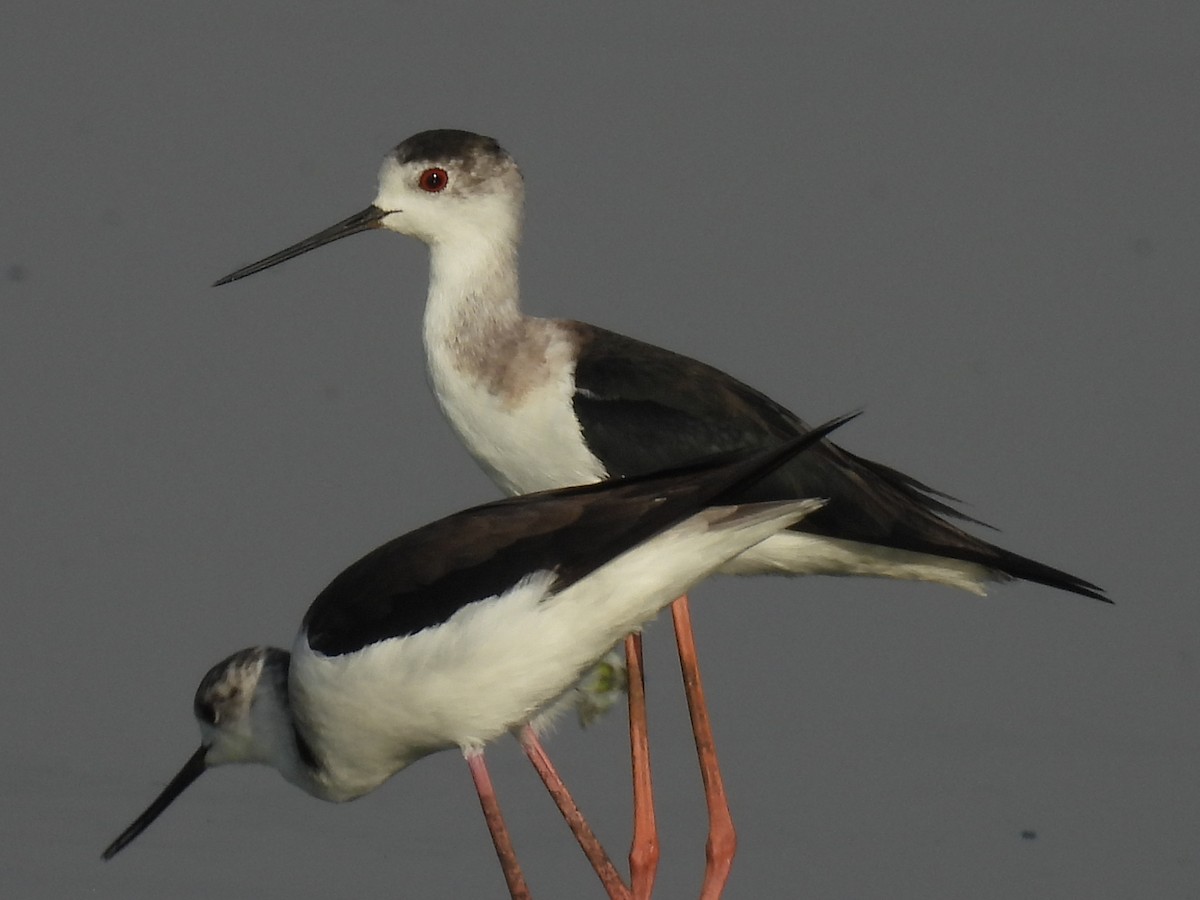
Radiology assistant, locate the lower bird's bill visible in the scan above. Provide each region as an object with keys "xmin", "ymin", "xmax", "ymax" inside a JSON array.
[{"xmin": 102, "ymin": 745, "xmax": 208, "ymax": 860}]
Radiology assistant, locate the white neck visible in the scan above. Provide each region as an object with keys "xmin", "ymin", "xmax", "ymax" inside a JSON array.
[
  {"xmin": 423, "ymin": 227, "xmax": 525, "ymax": 361},
  {"xmin": 247, "ymin": 679, "xmax": 331, "ymax": 800},
  {"xmin": 413, "ymin": 197, "xmax": 594, "ymax": 495}
]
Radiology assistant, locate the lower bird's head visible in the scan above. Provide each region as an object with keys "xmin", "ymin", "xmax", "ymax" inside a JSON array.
[
  {"xmin": 102, "ymin": 646, "xmax": 292, "ymax": 860},
  {"xmin": 193, "ymin": 646, "xmax": 290, "ymax": 765}
]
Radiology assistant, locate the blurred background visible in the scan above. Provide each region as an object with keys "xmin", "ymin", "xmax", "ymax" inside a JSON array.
[{"xmin": 2, "ymin": 2, "xmax": 1196, "ymax": 897}]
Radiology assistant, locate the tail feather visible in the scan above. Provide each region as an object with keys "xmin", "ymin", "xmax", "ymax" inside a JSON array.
[
  {"xmin": 980, "ymin": 545, "xmax": 1108, "ymax": 603},
  {"xmin": 874, "ymin": 528, "xmax": 1108, "ymax": 603},
  {"xmin": 841, "ymin": 449, "xmax": 996, "ymax": 531}
]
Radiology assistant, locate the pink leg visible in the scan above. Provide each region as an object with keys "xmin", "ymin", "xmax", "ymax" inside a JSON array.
[
  {"xmin": 518, "ymin": 725, "xmax": 631, "ymax": 899},
  {"xmin": 671, "ymin": 595, "xmax": 736, "ymax": 899},
  {"xmin": 625, "ymin": 632, "xmax": 659, "ymax": 900},
  {"xmin": 465, "ymin": 750, "xmax": 532, "ymax": 900}
]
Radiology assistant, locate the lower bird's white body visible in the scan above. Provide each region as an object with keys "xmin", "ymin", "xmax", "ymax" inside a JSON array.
[{"xmin": 289, "ymin": 499, "xmax": 820, "ymax": 802}]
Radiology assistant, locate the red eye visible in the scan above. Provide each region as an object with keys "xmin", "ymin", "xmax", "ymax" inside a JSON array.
[{"xmin": 418, "ymin": 167, "xmax": 449, "ymax": 192}]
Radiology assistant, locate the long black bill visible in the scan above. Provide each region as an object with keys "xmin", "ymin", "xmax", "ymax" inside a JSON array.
[
  {"xmin": 213, "ymin": 205, "xmax": 389, "ymax": 286},
  {"xmin": 102, "ymin": 744, "xmax": 209, "ymax": 860}
]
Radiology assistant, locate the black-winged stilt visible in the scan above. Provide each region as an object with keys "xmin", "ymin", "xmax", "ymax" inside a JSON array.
[{"xmin": 102, "ymin": 422, "xmax": 841, "ymax": 898}]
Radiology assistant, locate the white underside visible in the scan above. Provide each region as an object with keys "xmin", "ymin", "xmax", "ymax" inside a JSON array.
[
  {"xmin": 288, "ymin": 499, "xmax": 820, "ymax": 801},
  {"xmin": 715, "ymin": 530, "xmax": 991, "ymax": 593}
]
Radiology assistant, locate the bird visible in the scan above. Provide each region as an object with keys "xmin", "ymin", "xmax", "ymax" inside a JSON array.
[
  {"xmin": 213, "ymin": 128, "xmax": 1106, "ymax": 898},
  {"xmin": 101, "ymin": 421, "xmax": 841, "ymax": 899}
]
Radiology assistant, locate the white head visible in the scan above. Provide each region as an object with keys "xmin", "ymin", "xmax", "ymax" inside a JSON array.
[
  {"xmin": 192, "ymin": 645, "xmax": 296, "ymax": 766},
  {"xmin": 374, "ymin": 130, "xmax": 524, "ymax": 247},
  {"xmin": 214, "ymin": 129, "xmax": 524, "ymax": 285},
  {"xmin": 102, "ymin": 646, "xmax": 305, "ymax": 860}
]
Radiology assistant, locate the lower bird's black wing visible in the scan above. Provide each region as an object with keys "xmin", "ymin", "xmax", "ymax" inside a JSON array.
[{"xmin": 302, "ymin": 421, "xmax": 845, "ymax": 657}]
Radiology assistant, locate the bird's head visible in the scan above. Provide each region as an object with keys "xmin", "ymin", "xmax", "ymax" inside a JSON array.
[
  {"xmin": 214, "ymin": 129, "xmax": 524, "ymax": 285},
  {"xmin": 101, "ymin": 646, "xmax": 292, "ymax": 860}
]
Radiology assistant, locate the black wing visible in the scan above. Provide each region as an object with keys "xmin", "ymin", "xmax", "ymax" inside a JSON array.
[
  {"xmin": 302, "ymin": 420, "xmax": 847, "ymax": 657},
  {"xmin": 567, "ymin": 322, "xmax": 1105, "ymax": 602}
]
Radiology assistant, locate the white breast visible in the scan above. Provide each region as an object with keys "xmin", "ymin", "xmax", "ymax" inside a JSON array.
[
  {"xmin": 424, "ymin": 323, "xmax": 606, "ymax": 494},
  {"xmin": 289, "ymin": 574, "xmax": 566, "ymax": 801}
]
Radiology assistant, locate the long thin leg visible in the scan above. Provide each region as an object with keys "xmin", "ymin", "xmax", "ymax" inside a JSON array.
[
  {"xmin": 465, "ymin": 751, "xmax": 532, "ymax": 900},
  {"xmin": 517, "ymin": 725, "xmax": 631, "ymax": 900},
  {"xmin": 625, "ymin": 632, "xmax": 659, "ymax": 900},
  {"xmin": 670, "ymin": 594, "xmax": 736, "ymax": 899}
]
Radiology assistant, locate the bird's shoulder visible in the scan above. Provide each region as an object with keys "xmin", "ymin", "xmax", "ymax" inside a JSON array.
[{"xmin": 560, "ymin": 320, "xmax": 806, "ymax": 466}]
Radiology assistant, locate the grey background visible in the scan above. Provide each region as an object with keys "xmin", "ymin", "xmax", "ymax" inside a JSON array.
[{"xmin": 3, "ymin": 2, "xmax": 1197, "ymax": 897}]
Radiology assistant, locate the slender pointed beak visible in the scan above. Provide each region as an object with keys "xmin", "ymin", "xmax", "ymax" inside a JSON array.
[
  {"xmin": 213, "ymin": 205, "xmax": 389, "ymax": 286},
  {"xmin": 102, "ymin": 744, "xmax": 209, "ymax": 860}
]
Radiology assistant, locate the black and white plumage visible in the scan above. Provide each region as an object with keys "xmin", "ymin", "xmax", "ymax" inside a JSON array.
[
  {"xmin": 208, "ymin": 130, "xmax": 1106, "ymax": 897},
  {"xmin": 101, "ymin": 424, "xmax": 838, "ymax": 859},
  {"xmin": 215, "ymin": 128, "xmax": 1104, "ymax": 603}
]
